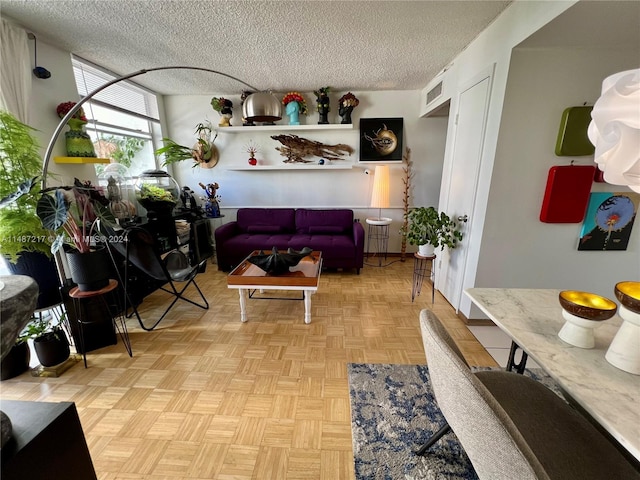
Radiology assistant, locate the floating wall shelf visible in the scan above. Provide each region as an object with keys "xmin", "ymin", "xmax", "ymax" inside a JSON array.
[
  {"xmin": 219, "ymin": 124, "xmax": 354, "ymax": 133},
  {"xmin": 225, "ymin": 164, "xmax": 354, "ymax": 171},
  {"xmin": 54, "ymin": 156, "xmax": 110, "ymax": 164}
]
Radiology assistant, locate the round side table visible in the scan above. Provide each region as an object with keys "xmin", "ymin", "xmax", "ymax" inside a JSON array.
[
  {"xmin": 69, "ymin": 279, "xmax": 132, "ymax": 368},
  {"xmin": 412, "ymin": 253, "xmax": 436, "ymax": 303},
  {"xmin": 365, "ymin": 217, "xmax": 392, "ymax": 266}
]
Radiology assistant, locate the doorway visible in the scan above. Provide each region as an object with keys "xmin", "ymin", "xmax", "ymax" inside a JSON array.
[{"xmin": 438, "ymin": 65, "xmax": 494, "ymax": 311}]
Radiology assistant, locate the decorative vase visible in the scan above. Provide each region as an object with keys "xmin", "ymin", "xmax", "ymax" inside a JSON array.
[
  {"xmin": 218, "ymin": 113, "xmax": 231, "ymax": 127},
  {"xmin": 317, "ymin": 94, "xmax": 330, "ymax": 124},
  {"xmin": 286, "ymin": 102, "xmax": 301, "ymax": 125},
  {"xmin": 65, "ymin": 246, "xmax": 111, "ymax": 292},
  {"xmin": 65, "ymin": 118, "xmax": 96, "ymax": 157},
  {"xmin": 248, "ymin": 157, "xmax": 257, "ymax": 166},
  {"xmin": 339, "ymin": 106, "xmax": 354, "ymax": 124},
  {"xmin": 204, "ymin": 197, "xmax": 221, "ymax": 218}
]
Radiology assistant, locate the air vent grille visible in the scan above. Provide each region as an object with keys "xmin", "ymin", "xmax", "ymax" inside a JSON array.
[{"xmin": 426, "ymin": 82, "xmax": 443, "ymax": 105}]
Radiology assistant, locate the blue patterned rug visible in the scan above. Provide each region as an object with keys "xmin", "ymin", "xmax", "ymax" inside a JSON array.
[{"xmin": 347, "ymin": 363, "xmax": 561, "ymax": 480}]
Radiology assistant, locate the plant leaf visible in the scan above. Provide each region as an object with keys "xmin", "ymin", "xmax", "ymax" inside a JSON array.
[{"xmin": 37, "ymin": 188, "xmax": 69, "ymax": 231}]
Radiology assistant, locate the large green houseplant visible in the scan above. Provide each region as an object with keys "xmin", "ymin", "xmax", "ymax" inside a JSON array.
[
  {"xmin": 0, "ymin": 111, "xmax": 63, "ymax": 310},
  {"xmin": 0, "ymin": 111, "xmax": 52, "ymax": 261},
  {"xmin": 403, "ymin": 206, "xmax": 463, "ymax": 255}
]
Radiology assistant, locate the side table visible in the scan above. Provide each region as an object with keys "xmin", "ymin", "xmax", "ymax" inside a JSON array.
[
  {"xmin": 365, "ymin": 217, "xmax": 392, "ymax": 266},
  {"xmin": 412, "ymin": 253, "xmax": 436, "ymax": 303},
  {"xmin": 0, "ymin": 400, "xmax": 97, "ymax": 480},
  {"xmin": 69, "ymin": 279, "xmax": 132, "ymax": 368}
]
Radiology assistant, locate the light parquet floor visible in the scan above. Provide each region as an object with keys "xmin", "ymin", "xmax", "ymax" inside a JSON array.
[{"xmin": 0, "ymin": 257, "xmax": 497, "ymax": 480}]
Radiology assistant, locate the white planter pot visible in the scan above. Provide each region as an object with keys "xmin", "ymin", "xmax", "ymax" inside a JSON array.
[{"xmin": 418, "ymin": 244, "xmax": 435, "ymax": 257}]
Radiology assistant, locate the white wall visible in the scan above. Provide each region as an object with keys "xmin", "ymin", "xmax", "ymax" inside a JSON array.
[
  {"xmin": 419, "ymin": 0, "xmax": 639, "ymax": 318},
  {"xmin": 477, "ymin": 46, "xmax": 640, "ymax": 298},
  {"xmin": 27, "ymin": 40, "xmax": 98, "ymax": 185},
  {"xmin": 164, "ymin": 91, "xmax": 448, "ymax": 252}
]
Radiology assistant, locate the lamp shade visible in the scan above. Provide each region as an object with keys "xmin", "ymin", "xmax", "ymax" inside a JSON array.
[
  {"xmin": 242, "ymin": 92, "xmax": 282, "ymax": 123},
  {"xmin": 587, "ymin": 68, "xmax": 640, "ymax": 193},
  {"xmin": 370, "ymin": 165, "xmax": 390, "ymax": 208}
]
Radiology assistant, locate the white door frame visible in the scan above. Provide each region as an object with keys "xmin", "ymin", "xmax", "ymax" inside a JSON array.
[{"xmin": 437, "ymin": 64, "xmax": 495, "ymax": 311}]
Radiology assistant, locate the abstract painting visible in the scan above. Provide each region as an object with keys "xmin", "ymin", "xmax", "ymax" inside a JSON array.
[{"xmin": 578, "ymin": 192, "xmax": 640, "ymax": 250}]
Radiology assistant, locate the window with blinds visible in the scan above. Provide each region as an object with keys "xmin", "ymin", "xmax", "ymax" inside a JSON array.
[{"xmin": 71, "ymin": 56, "xmax": 162, "ymax": 178}]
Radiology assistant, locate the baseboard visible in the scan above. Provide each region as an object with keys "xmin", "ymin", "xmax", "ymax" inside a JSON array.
[{"xmin": 457, "ymin": 310, "xmax": 495, "ymax": 327}]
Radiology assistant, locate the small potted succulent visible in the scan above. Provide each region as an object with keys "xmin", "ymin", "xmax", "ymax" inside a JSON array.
[{"xmin": 402, "ymin": 206, "xmax": 463, "ymax": 256}]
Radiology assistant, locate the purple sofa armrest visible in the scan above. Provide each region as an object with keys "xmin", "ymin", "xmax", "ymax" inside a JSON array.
[
  {"xmin": 214, "ymin": 221, "xmax": 239, "ymax": 269},
  {"xmin": 353, "ymin": 220, "xmax": 365, "ymax": 267}
]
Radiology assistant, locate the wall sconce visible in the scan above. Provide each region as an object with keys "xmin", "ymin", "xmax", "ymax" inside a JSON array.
[{"xmin": 587, "ymin": 68, "xmax": 640, "ymax": 192}]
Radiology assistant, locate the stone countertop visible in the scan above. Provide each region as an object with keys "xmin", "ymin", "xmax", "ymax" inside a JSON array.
[{"xmin": 466, "ymin": 287, "xmax": 640, "ymax": 462}]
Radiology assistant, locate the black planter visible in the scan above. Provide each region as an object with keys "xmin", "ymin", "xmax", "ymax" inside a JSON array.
[
  {"xmin": 6, "ymin": 251, "xmax": 62, "ymax": 310},
  {"xmin": 66, "ymin": 246, "xmax": 111, "ymax": 292},
  {"xmin": 0, "ymin": 342, "xmax": 31, "ymax": 380},
  {"xmin": 33, "ymin": 328, "xmax": 70, "ymax": 367}
]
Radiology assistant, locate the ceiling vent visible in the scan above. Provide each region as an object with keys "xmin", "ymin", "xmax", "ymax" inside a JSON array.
[{"xmin": 426, "ymin": 81, "xmax": 443, "ymax": 106}]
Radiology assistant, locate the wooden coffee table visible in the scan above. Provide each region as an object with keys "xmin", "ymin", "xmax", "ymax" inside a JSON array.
[{"xmin": 227, "ymin": 250, "xmax": 323, "ymax": 324}]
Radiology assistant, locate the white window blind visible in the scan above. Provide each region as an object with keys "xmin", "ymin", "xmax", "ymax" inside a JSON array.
[{"xmin": 72, "ymin": 56, "xmax": 159, "ymax": 121}]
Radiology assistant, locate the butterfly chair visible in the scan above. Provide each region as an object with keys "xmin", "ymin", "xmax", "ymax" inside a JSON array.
[
  {"xmin": 417, "ymin": 309, "xmax": 640, "ymax": 480},
  {"xmin": 109, "ymin": 226, "xmax": 209, "ymax": 331}
]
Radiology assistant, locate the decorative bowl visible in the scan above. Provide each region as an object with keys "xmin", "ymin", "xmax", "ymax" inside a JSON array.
[
  {"xmin": 558, "ymin": 290, "xmax": 618, "ymax": 321},
  {"xmin": 614, "ymin": 281, "xmax": 640, "ymax": 314},
  {"xmin": 558, "ymin": 291, "xmax": 617, "ymax": 348}
]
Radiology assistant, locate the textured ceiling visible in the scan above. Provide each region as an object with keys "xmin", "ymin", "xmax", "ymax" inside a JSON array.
[{"xmin": 1, "ymin": 0, "xmax": 512, "ymax": 95}]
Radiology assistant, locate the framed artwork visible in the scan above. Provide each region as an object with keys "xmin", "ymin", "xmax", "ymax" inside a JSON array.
[
  {"xmin": 578, "ymin": 192, "xmax": 640, "ymax": 251},
  {"xmin": 359, "ymin": 117, "xmax": 404, "ymax": 162}
]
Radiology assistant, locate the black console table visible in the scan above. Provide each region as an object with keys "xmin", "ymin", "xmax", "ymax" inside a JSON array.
[{"xmin": 0, "ymin": 400, "xmax": 97, "ymax": 480}]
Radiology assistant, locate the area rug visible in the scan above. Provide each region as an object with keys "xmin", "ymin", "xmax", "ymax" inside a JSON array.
[{"xmin": 348, "ymin": 363, "xmax": 561, "ymax": 480}]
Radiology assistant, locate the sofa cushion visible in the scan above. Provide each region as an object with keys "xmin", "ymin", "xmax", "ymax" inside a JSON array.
[
  {"xmin": 246, "ymin": 225, "xmax": 282, "ymax": 234},
  {"xmin": 288, "ymin": 234, "xmax": 355, "ymax": 260},
  {"xmin": 237, "ymin": 208, "xmax": 296, "ymax": 233},
  {"xmin": 308, "ymin": 225, "xmax": 345, "ymax": 234},
  {"xmin": 295, "ymin": 209, "xmax": 354, "ymax": 234}
]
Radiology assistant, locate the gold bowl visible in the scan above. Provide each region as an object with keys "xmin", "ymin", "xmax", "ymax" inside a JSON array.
[
  {"xmin": 615, "ymin": 281, "xmax": 640, "ymax": 314},
  {"xmin": 559, "ymin": 290, "xmax": 617, "ymax": 321}
]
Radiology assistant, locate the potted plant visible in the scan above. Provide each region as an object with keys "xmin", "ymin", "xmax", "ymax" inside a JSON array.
[
  {"xmin": 210, "ymin": 97, "xmax": 233, "ymax": 127},
  {"xmin": 402, "ymin": 206, "xmax": 463, "ymax": 256},
  {"xmin": 155, "ymin": 121, "xmax": 219, "ymax": 168},
  {"xmin": 21, "ymin": 315, "xmax": 70, "ymax": 368},
  {"xmin": 0, "ymin": 335, "xmax": 31, "ymax": 380},
  {"xmin": 0, "ymin": 111, "xmax": 62, "ymax": 309},
  {"xmin": 36, "ymin": 178, "xmax": 116, "ymax": 291}
]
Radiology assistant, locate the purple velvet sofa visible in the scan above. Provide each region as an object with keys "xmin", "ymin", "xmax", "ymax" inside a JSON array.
[{"xmin": 214, "ymin": 208, "xmax": 365, "ymax": 273}]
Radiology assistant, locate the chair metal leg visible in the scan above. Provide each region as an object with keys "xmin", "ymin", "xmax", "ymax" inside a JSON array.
[{"xmin": 414, "ymin": 422, "xmax": 452, "ymax": 456}]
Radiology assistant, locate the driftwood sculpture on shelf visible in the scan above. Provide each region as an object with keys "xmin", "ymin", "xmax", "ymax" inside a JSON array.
[{"xmin": 271, "ymin": 134, "xmax": 354, "ymax": 163}]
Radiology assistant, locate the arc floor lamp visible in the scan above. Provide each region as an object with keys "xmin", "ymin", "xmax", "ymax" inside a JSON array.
[{"xmin": 42, "ymin": 65, "xmax": 282, "ymax": 186}]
